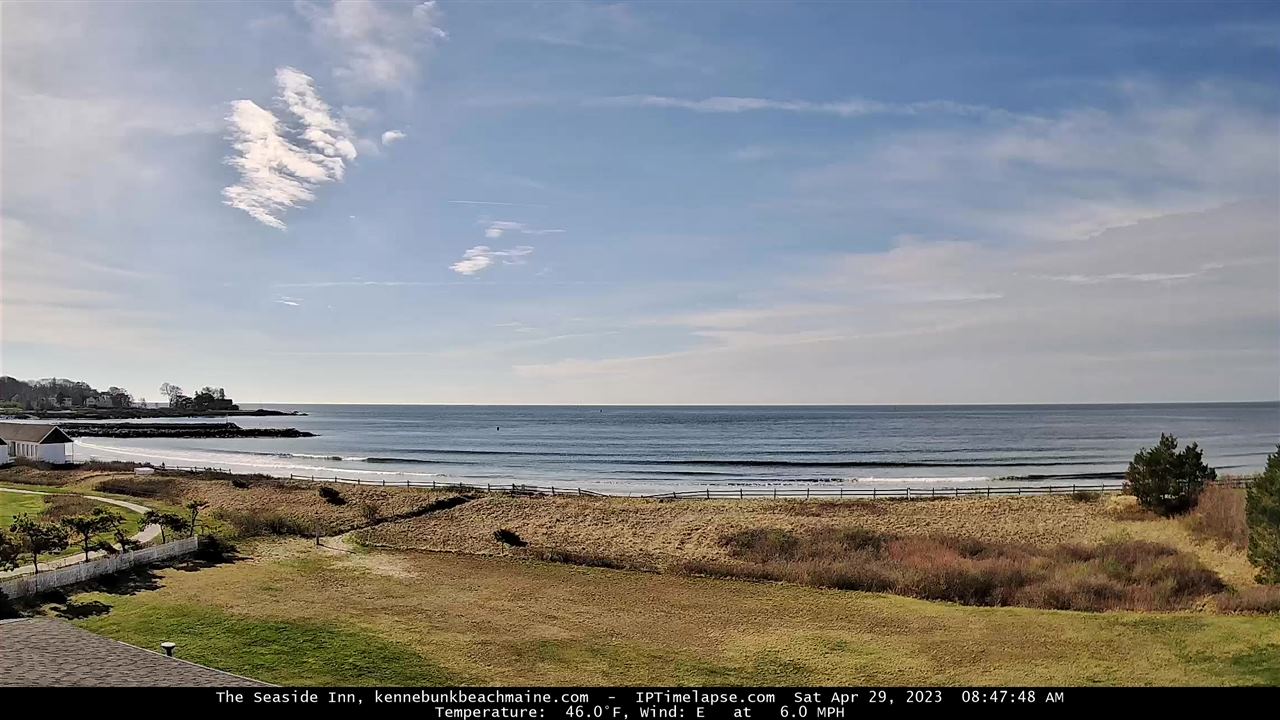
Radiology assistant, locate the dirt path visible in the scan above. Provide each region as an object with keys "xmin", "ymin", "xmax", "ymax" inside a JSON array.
[{"xmin": 0, "ymin": 487, "xmax": 161, "ymax": 577}]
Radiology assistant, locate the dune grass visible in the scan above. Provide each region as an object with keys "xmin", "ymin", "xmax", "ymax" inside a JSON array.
[{"xmin": 67, "ymin": 539, "xmax": 1280, "ymax": 686}]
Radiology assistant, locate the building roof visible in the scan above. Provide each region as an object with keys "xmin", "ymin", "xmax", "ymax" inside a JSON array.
[
  {"xmin": 0, "ymin": 422, "xmax": 73, "ymax": 444},
  {"xmin": 0, "ymin": 618, "xmax": 268, "ymax": 687}
]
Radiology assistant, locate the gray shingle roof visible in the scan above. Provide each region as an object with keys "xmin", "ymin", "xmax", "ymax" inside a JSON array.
[
  {"xmin": 0, "ymin": 618, "xmax": 268, "ymax": 687},
  {"xmin": 0, "ymin": 423, "xmax": 73, "ymax": 444}
]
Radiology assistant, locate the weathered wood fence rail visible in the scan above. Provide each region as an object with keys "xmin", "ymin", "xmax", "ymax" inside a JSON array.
[
  {"xmin": 0, "ymin": 536, "xmax": 200, "ymax": 598},
  {"xmin": 281, "ymin": 474, "xmax": 1248, "ymax": 500},
  {"xmin": 78, "ymin": 458, "xmax": 1250, "ymax": 501}
]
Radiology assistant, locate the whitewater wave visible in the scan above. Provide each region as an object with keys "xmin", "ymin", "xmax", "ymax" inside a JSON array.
[{"xmin": 73, "ymin": 441, "xmax": 438, "ymax": 478}]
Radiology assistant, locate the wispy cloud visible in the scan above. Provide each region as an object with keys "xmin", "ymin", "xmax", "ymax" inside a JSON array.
[
  {"xmin": 592, "ymin": 95, "xmax": 1029, "ymax": 121},
  {"xmin": 381, "ymin": 129, "xmax": 407, "ymax": 145},
  {"xmin": 450, "ymin": 245, "xmax": 535, "ymax": 275},
  {"xmin": 222, "ymin": 68, "xmax": 356, "ymax": 229},
  {"xmin": 274, "ymin": 296, "xmax": 303, "ymax": 307},
  {"xmin": 296, "ymin": 0, "xmax": 446, "ymax": 95},
  {"xmin": 482, "ymin": 220, "xmax": 565, "ymax": 239},
  {"xmin": 447, "ymin": 199, "xmax": 549, "ymax": 208}
]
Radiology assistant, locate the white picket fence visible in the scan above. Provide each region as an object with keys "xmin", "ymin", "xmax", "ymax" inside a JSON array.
[{"xmin": 0, "ymin": 535, "xmax": 200, "ymax": 598}]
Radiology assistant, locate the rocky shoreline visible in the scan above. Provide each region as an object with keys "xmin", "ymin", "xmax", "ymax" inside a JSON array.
[{"xmin": 59, "ymin": 422, "xmax": 315, "ymax": 439}]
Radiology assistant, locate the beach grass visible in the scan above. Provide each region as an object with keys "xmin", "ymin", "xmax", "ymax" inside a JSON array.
[{"xmin": 68, "ymin": 539, "xmax": 1280, "ymax": 686}]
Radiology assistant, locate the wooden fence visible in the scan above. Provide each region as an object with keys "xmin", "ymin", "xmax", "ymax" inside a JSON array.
[
  {"xmin": 0, "ymin": 535, "xmax": 200, "ymax": 598},
  {"xmin": 79, "ymin": 458, "xmax": 1251, "ymax": 501}
]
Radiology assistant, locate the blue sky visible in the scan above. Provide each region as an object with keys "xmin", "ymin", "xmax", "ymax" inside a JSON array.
[{"xmin": 2, "ymin": 1, "xmax": 1278, "ymax": 404}]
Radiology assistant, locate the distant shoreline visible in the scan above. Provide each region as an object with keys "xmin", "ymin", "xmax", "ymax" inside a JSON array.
[{"xmin": 2, "ymin": 407, "xmax": 305, "ymax": 420}]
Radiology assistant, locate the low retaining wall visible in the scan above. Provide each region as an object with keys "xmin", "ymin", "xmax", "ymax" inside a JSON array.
[{"xmin": 0, "ymin": 536, "xmax": 200, "ymax": 598}]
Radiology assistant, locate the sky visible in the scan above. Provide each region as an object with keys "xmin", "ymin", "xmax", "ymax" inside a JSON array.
[{"xmin": 1, "ymin": 0, "xmax": 1278, "ymax": 405}]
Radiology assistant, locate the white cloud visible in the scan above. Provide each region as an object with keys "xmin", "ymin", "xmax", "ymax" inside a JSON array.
[
  {"xmin": 381, "ymin": 129, "xmax": 407, "ymax": 145},
  {"xmin": 512, "ymin": 200, "xmax": 1278, "ymax": 403},
  {"xmin": 276, "ymin": 67, "xmax": 358, "ymax": 167},
  {"xmin": 450, "ymin": 245, "xmax": 535, "ymax": 275},
  {"xmin": 482, "ymin": 220, "xmax": 565, "ymax": 238},
  {"xmin": 274, "ymin": 297, "xmax": 303, "ymax": 307},
  {"xmin": 593, "ymin": 94, "xmax": 1028, "ymax": 121},
  {"xmin": 297, "ymin": 0, "xmax": 447, "ymax": 94},
  {"xmin": 222, "ymin": 68, "xmax": 357, "ymax": 229}
]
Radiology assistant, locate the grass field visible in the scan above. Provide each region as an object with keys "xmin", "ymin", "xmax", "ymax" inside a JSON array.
[
  {"xmin": 0, "ymin": 490, "xmax": 48, "ymax": 527},
  {"xmin": 69, "ymin": 539, "xmax": 1280, "ymax": 686},
  {"xmin": 1, "ymin": 488, "xmax": 144, "ymax": 561}
]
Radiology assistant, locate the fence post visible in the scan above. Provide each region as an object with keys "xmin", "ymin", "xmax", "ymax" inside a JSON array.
[
  {"xmin": 931, "ymin": 487, "xmax": 935, "ymax": 498},
  {"xmin": 806, "ymin": 487, "xmax": 810, "ymax": 499},
  {"xmin": 873, "ymin": 487, "xmax": 877, "ymax": 499},
  {"xmin": 906, "ymin": 488, "xmax": 910, "ymax": 500},
  {"xmin": 706, "ymin": 489, "xmax": 710, "ymax": 499},
  {"xmin": 839, "ymin": 487, "xmax": 844, "ymax": 498},
  {"xmin": 773, "ymin": 487, "xmax": 777, "ymax": 499}
]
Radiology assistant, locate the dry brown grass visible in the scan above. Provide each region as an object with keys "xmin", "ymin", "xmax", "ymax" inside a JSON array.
[
  {"xmin": 73, "ymin": 538, "xmax": 1280, "ymax": 686},
  {"xmin": 1185, "ymin": 485, "xmax": 1248, "ymax": 549},
  {"xmin": 681, "ymin": 527, "xmax": 1225, "ymax": 612},
  {"xmin": 356, "ymin": 493, "xmax": 1134, "ymax": 563},
  {"xmin": 0, "ymin": 465, "xmax": 467, "ymax": 538}
]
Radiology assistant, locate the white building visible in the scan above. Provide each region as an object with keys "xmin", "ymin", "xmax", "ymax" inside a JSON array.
[
  {"xmin": 0, "ymin": 423, "xmax": 74, "ymax": 464},
  {"xmin": 0, "ymin": 439, "xmax": 11, "ymax": 466}
]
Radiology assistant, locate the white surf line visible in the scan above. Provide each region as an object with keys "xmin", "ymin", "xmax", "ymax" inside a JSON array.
[
  {"xmin": 74, "ymin": 441, "xmax": 442, "ymax": 478},
  {"xmin": 0, "ymin": 486, "xmax": 162, "ymax": 578}
]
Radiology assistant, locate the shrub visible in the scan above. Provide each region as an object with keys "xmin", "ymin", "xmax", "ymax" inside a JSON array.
[
  {"xmin": 1070, "ymin": 490, "xmax": 1101, "ymax": 503},
  {"xmin": 1247, "ymin": 445, "xmax": 1280, "ymax": 584},
  {"xmin": 359, "ymin": 501, "xmax": 382, "ymax": 524},
  {"xmin": 686, "ymin": 526, "xmax": 1223, "ymax": 612},
  {"xmin": 1186, "ymin": 484, "xmax": 1248, "ymax": 549},
  {"xmin": 1124, "ymin": 434, "xmax": 1216, "ymax": 516},
  {"xmin": 493, "ymin": 528, "xmax": 526, "ymax": 547},
  {"xmin": 195, "ymin": 534, "xmax": 238, "ymax": 562},
  {"xmin": 94, "ymin": 475, "xmax": 180, "ymax": 501},
  {"xmin": 1215, "ymin": 585, "xmax": 1280, "ymax": 614},
  {"xmin": 527, "ymin": 548, "xmax": 643, "ymax": 570},
  {"xmin": 318, "ymin": 485, "xmax": 346, "ymax": 505},
  {"xmin": 214, "ymin": 509, "xmax": 310, "ymax": 538},
  {"xmin": 230, "ymin": 477, "xmax": 251, "ymax": 489}
]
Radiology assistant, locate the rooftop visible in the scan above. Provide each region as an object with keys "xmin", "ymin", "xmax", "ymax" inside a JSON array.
[{"xmin": 0, "ymin": 618, "xmax": 268, "ymax": 687}]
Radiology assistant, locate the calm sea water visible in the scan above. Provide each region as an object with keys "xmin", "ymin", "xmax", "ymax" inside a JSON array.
[{"xmin": 72, "ymin": 403, "xmax": 1279, "ymax": 494}]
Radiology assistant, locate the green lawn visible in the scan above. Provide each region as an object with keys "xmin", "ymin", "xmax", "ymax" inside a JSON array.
[
  {"xmin": 69, "ymin": 539, "xmax": 1280, "ymax": 687},
  {"xmin": 1, "ymin": 488, "xmax": 145, "ymax": 561},
  {"xmin": 0, "ymin": 490, "xmax": 47, "ymax": 528}
]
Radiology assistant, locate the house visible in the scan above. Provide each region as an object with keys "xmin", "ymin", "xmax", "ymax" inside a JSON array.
[
  {"xmin": 0, "ymin": 438, "xmax": 10, "ymax": 466},
  {"xmin": 0, "ymin": 422, "xmax": 74, "ymax": 464}
]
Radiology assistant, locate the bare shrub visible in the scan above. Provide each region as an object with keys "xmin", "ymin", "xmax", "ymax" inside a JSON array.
[
  {"xmin": 1215, "ymin": 586, "xmax": 1280, "ymax": 614},
  {"xmin": 359, "ymin": 501, "xmax": 382, "ymax": 524},
  {"xmin": 214, "ymin": 508, "xmax": 311, "ymax": 538},
  {"xmin": 1071, "ymin": 491, "xmax": 1101, "ymax": 503},
  {"xmin": 94, "ymin": 475, "xmax": 181, "ymax": 501},
  {"xmin": 1185, "ymin": 485, "xmax": 1248, "ymax": 549},
  {"xmin": 683, "ymin": 527, "xmax": 1224, "ymax": 612}
]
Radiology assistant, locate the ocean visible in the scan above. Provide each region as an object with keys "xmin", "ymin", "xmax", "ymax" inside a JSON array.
[{"xmin": 67, "ymin": 403, "xmax": 1280, "ymax": 494}]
